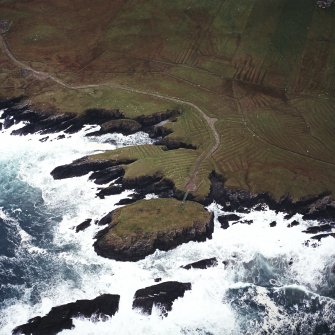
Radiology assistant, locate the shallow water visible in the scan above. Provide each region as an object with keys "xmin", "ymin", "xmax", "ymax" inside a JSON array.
[{"xmin": 0, "ymin": 115, "xmax": 334, "ymax": 335}]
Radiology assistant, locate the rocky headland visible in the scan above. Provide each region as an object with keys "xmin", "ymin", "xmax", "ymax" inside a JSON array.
[{"xmin": 12, "ymin": 294, "xmax": 120, "ymax": 335}]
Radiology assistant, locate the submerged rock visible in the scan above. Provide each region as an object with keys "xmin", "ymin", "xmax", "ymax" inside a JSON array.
[
  {"xmin": 94, "ymin": 198, "xmax": 214, "ymax": 261},
  {"xmin": 12, "ymin": 294, "xmax": 120, "ymax": 335},
  {"xmin": 132, "ymin": 281, "xmax": 191, "ymax": 316},
  {"xmin": 182, "ymin": 257, "xmax": 218, "ymax": 270}
]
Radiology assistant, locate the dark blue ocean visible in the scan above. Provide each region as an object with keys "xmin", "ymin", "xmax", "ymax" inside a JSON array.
[{"xmin": 0, "ymin": 118, "xmax": 334, "ymax": 334}]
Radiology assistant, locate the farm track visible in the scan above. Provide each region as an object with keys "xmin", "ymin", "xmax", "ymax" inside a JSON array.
[{"xmin": 0, "ymin": 33, "xmax": 220, "ymax": 193}]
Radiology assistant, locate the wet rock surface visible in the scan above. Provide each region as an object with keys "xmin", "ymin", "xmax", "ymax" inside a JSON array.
[
  {"xmin": 303, "ymin": 224, "xmax": 333, "ymax": 234},
  {"xmin": 89, "ymin": 166, "xmax": 125, "ymax": 185},
  {"xmin": 269, "ymin": 221, "xmax": 277, "ymax": 227},
  {"xmin": 75, "ymin": 219, "xmax": 92, "ymax": 232},
  {"xmin": 132, "ymin": 281, "xmax": 191, "ymax": 316},
  {"xmin": 310, "ymin": 233, "xmax": 335, "ymax": 241},
  {"xmin": 50, "ymin": 157, "xmax": 132, "ymax": 180},
  {"xmin": 12, "ymin": 294, "xmax": 120, "ymax": 335},
  {"xmin": 287, "ymin": 220, "xmax": 300, "ymax": 228},
  {"xmin": 51, "ymin": 159, "xmax": 114, "ymax": 180},
  {"xmin": 182, "ymin": 257, "xmax": 218, "ymax": 270},
  {"xmin": 218, "ymin": 214, "xmax": 241, "ymax": 229}
]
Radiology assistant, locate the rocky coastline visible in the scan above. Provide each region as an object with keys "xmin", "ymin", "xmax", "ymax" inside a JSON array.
[
  {"xmin": 2, "ymin": 97, "xmax": 335, "ymax": 333},
  {"xmin": 13, "ymin": 280, "xmax": 192, "ymax": 334},
  {"xmin": 0, "ymin": 96, "xmax": 180, "ymax": 138},
  {"xmin": 12, "ymin": 294, "xmax": 120, "ymax": 335}
]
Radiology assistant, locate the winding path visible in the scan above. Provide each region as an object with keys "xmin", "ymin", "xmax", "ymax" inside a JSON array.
[{"xmin": 0, "ymin": 33, "xmax": 220, "ymax": 194}]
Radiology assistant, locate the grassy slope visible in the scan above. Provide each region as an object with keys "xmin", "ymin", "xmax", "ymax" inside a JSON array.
[{"xmin": 1, "ymin": 0, "xmax": 335, "ymax": 200}]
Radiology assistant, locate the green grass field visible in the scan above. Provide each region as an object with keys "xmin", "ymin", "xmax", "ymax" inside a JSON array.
[{"xmin": 108, "ymin": 198, "xmax": 211, "ymax": 235}]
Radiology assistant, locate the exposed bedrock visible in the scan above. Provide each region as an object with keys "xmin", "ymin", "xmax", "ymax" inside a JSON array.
[
  {"xmin": 97, "ymin": 174, "xmax": 181, "ymax": 200},
  {"xmin": 134, "ymin": 109, "xmax": 180, "ymax": 127},
  {"xmin": 50, "ymin": 155, "xmax": 184, "ymax": 200},
  {"xmin": 50, "ymin": 157, "xmax": 133, "ymax": 179},
  {"xmin": 218, "ymin": 214, "xmax": 241, "ymax": 229},
  {"xmin": 75, "ymin": 218, "xmax": 92, "ymax": 232},
  {"xmin": 132, "ymin": 281, "xmax": 191, "ymax": 316},
  {"xmin": 12, "ymin": 294, "xmax": 120, "ymax": 335},
  {"xmin": 181, "ymin": 257, "xmax": 218, "ymax": 270},
  {"xmin": 206, "ymin": 171, "xmax": 335, "ymax": 221},
  {"xmin": 89, "ymin": 166, "xmax": 125, "ymax": 185},
  {"xmin": 86, "ymin": 119, "xmax": 142, "ymax": 136},
  {"xmin": 93, "ymin": 199, "xmax": 214, "ymax": 261},
  {"xmin": 156, "ymin": 138, "xmax": 197, "ymax": 150}
]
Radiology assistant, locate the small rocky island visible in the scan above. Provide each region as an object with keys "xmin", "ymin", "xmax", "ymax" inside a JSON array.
[{"xmin": 94, "ymin": 198, "xmax": 214, "ymax": 261}]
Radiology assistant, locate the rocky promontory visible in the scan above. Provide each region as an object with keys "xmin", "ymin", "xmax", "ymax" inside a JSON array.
[
  {"xmin": 93, "ymin": 198, "xmax": 214, "ymax": 261},
  {"xmin": 12, "ymin": 294, "xmax": 120, "ymax": 335}
]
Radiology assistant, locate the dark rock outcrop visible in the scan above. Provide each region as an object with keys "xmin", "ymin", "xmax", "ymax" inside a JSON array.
[
  {"xmin": 206, "ymin": 171, "xmax": 335, "ymax": 221},
  {"xmin": 301, "ymin": 195, "xmax": 335, "ymax": 221},
  {"xmin": 218, "ymin": 214, "xmax": 241, "ymax": 229},
  {"xmin": 89, "ymin": 166, "xmax": 125, "ymax": 185},
  {"xmin": 287, "ymin": 220, "xmax": 300, "ymax": 228},
  {"xmin": 75, "ymin": 219, "xmax": 92, "ymax": 232},
  {"xmin": 182, "ymin": 257, "xmax": 218, "ymax": 270},
  {"xmin": 12, "ymin": 294, "xmax": 120, "ymax": 335},
  {"xmin": 237, "ymin": 219, "xmax": 253, "ymax": 225},
  {"xmin": 310, "ymin": 233, "xmax": 335, "ymax": 241},
  {"xmin": 97, "ymin": 185, "xmax": 125, "ymax": 199},
  {"xmin": 303, "ymin": 224, "xmax": 332, "ymax": 234},
  {"xmin": 135, "ymin": 110, "xmax": 180, "ymax": 127},
  {"xmin": 97, "ymin": 211, "xmax": 114, "ymax": 226},
  {"xmin": 51, "ymin": 158, "xmax": 132, "ymax": 180},
  {"xmin": 156, "ymin": 138, "xmax": 197, "ymax": 151},
  {"xmin": 51, "ymin": 159, "xmax": 113, "ymax": 179},
  {"xmin": 148, "ymin": 125, "xmax": 173, "ymax": 138},
  {"xmin": 269, "ymin": 221, "xmax": 277, "ymax": 227},
  {"xmin": 87, "ymin": 119, "xmax": 142, "ymax": 136},
  {"xmin": 132, "ymin": 281, "xmax": 191, "ymax": 316},
  {"xmin": 116, "ymin": 194, "xmax": 143, "ymax": 205}
]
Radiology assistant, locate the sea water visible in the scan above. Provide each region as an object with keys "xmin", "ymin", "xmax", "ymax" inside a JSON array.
[{"xmin": 0, "ymin": 116, "xmax": 334, "ymax": 335}]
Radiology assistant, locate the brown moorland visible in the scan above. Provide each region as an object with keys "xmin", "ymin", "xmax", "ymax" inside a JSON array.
[{"xmin": 1, "ymin": 0, "xmax": 335, "ymax": 201}]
